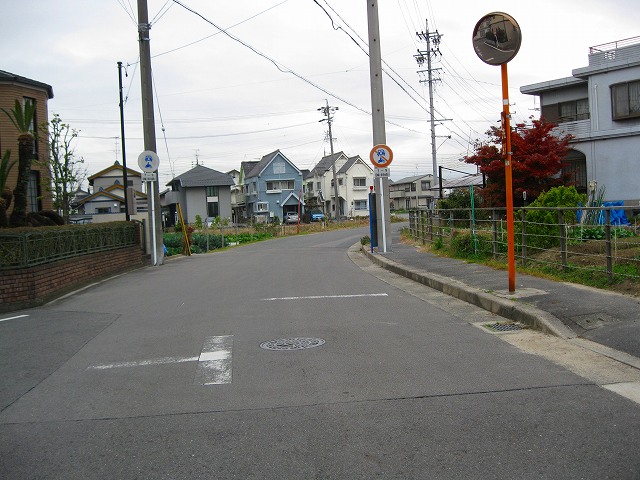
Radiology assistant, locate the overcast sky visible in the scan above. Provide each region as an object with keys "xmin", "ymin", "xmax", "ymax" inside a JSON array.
[{"xmin": 1, "ymin": 0, "xmax": 638, "ymax": 187}]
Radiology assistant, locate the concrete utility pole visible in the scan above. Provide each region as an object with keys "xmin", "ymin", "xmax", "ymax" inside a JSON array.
[
  {"xmin": 318, "ymin": 101, "xmax": 340, "ymax": 221},
  {"xmin": 366, "ymin": 0, "xmax": 391, "ymax": 252},
  {"xmin": 416, "ymin": 21, "xmax": 445, "ymax": 208},
  {"xmin": 137, "ymin": 0, "xmax": 164, "ymax": 265},
  {"xmin": 117, "ymin": 61, "xmax": 130, "ymax": 221}
]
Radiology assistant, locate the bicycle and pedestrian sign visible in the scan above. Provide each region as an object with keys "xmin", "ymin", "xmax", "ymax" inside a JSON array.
[{"xmin": 369, "ymin": 144, "xmax": 393, "ymax": 168}]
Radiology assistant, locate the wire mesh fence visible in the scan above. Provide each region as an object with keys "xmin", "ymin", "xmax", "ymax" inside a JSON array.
[{"xmin": 408, "ymin": 206, "xmax": 640, "ymax": 282}]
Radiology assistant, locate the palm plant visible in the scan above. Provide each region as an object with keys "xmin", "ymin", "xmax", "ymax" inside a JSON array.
[
  {"xmin": 1, "ymin": 99, "xmax": 36, "ymax": 226},
  {"xmin": 0, "ymin": 149, "xmax": 16, "ymax": 227}
]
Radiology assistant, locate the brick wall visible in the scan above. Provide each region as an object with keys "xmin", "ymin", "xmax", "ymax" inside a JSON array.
[{"xmin": 0, "ymin": 246, "xmax": 147, "ymax": 313}]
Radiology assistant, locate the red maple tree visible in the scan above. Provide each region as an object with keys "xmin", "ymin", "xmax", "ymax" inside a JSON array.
[{"xmin": 464, "ymin": 119, "xmax": 573, "ymax": 207}]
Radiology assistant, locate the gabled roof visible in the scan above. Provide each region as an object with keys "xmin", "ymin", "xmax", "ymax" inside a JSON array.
[
  {"xmin": 337, "ymin": 155, "xmax": 371, "ymax": 175},
  {"xmin": 76, "ymin": 185, "xmax": 147, "ymax": 205},
  {"xmin": 167, "ymin": 164, "xmax": 235, "ymax": 188},
  {"xmin": 0, "ymin": 70, "xmax": 54, "ymax": 99},
  {"xmin": 282, "ymin": 192, "xmax": 305, "ymax": 206},
  {"xmin": 246, "ymin": 150, "xmax": 300, "ymax": 179},
  {"xmin": 306, "ymin": 151, "xmax": 348, "ymax": 179},
  {"xmin": 88, "ymin": 161, "xmax": 141, "ymax": 184},
  {"xmin": 241, "ymin": 161, "xmax": 259, "ymax": 178}
]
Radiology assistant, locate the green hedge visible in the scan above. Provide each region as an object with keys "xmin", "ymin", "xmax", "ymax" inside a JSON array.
[{"xmin": 163, "ymin": 231, "xmax": 273, "ymax": 256}]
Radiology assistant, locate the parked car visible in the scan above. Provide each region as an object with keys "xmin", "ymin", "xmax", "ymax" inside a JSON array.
[
  {"xmin": 309, "ymin": 210, "xmax": 325, "ymax": 222},
  {"xmin": 284, "ymin": 212, "xmax": 299, "ymax": 224}
]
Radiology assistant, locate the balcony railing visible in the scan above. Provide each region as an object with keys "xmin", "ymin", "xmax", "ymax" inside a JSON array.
[
  {"xmin": 553, "ymin": 120, "xmax": 591, "ymax": 140},
  {"xmin": 589, "ymin": 36, "xmax": 640, "ymax": 67}
]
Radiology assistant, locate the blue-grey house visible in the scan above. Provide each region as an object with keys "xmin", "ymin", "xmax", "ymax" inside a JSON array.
[{"xmin": 244, "ymin": 150, "xmax": 304, "ymax": 223}]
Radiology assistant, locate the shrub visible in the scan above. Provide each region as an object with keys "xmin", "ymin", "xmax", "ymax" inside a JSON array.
[
  {"xmin": 522, "ymin": 186, "xmax": 586, "ymax": 250},
  {"xmin": 449, "ymin": 230, "xmax": 493, "ymax": 259}
]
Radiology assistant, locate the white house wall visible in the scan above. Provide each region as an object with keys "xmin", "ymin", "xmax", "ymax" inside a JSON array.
[
  {"xmin": 344, "ymin": 162, "xmax": 373, "ymax": 217},
  {"xmin": 523, "ymin": 42, "xmax": 640, "ymax": 205}
]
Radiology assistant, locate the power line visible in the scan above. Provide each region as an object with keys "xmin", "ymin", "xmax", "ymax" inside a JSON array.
[{"xmin": 169, "ymin": 0, "xmax": 423, "ymax": 135}]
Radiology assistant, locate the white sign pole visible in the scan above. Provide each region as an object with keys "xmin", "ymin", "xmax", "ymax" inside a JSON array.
[
  {"xmin": 150, "ymin": 180, "xmax": 156, "ymax": 265},
  {"xmin": 378, "ymin": 176, "xmax": 387, "ymax": 251},
  {"xmin": 138, "ymin": 150, "xmax": 161, "ymax": 266}
]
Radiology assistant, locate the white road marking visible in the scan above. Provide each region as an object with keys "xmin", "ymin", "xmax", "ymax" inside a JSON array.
[
  {"xmin": 195, "ymin": 335, "xmax": 233, "ymax": 385},
  {"xmin": 261, "ymin": 293, "xmax": 388, "ymax": 301},
  {"xmin": 88, "ymin": 356, "xmax": 199, "ymax": 370},
  {"xmin": 0, "ymin": 314, "xmax": 29, "ymax": 323}
]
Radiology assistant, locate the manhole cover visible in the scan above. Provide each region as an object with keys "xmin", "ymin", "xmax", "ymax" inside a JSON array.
[
  {"xmin": 260, "ymin": 337, "xmax": 325, "ymax": 351},
  {"xmin": 483, "ymin": 321, "xmax": 526, "ymax": 332}
]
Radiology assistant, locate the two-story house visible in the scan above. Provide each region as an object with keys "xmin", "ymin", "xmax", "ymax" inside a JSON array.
[
  {"xmin": 0, "ymin": 70, "xmax": 54, "ymax": 215},
  {"xmin": 304, "ymin": 152, "xmax": 374, "ymax": 219},
  {"xmin": 389, "ymin": 174, "xmax": 434, "ymax": 210},
  {"xmin": 76, "ymin": 161, "xmax": 147, "ymax": 218},
  {"xmin": 162, "ymin": 164, "xmax": 234, "ymax": 226},
  {"xmin": 521, "ymin": 36, "xmax": 640, "ymax": 204},
  {"xmin": 244, "ymin": 150, "xmax": 304, "ymax": 223}
]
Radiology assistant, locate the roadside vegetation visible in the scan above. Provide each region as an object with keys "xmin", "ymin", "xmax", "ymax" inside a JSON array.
[
  {"xmin": 163, "ymin": 215, "xmax": 404, "ymax": 257},
  {"xmin": 404, "ymin": 186, "xmax": 640, "ymax": 297}
]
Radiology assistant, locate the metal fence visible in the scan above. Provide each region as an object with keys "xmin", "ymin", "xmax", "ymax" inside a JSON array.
[
  {"xmin": 408, "ymin": 206, "xmax": 640, "ymax": 282},
  {"xmin": 0, "ymin": 222, "xmax": 139, "ymax": 270}
]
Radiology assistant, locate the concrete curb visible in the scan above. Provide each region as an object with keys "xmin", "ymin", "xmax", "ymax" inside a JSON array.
[{"xmin": 360, "ymin": 245, "xmax": 577, "ymax": 340}]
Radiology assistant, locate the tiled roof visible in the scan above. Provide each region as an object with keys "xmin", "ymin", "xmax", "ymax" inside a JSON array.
[
  {"xmin": 167, "ymin": 164, "xmax": 235, "ymax": 187},
  {"xmin": 306, "ymin": 152, "xmax": 347, "ymax": 179}
]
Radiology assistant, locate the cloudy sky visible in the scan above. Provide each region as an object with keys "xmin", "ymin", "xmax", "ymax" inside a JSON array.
[{"xmin": 1, "ymin": 0, "xmax": 638, "ymax": 187}]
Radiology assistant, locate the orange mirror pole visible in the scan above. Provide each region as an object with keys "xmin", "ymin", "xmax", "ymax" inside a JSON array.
[{"xmin": 501, "ymin": 63, "xmax": 516, "ymax": 292}]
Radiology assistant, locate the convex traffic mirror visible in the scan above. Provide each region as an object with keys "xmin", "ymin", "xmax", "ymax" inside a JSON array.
[{"xmin": 472, "ymin": 12, "xmax": 521, "ymax": 65}]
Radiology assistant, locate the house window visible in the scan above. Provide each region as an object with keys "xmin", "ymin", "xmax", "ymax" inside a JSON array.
[
  {"xmin": 255, "ymin": 202, "xmax": 268, "ymax": 212},
  {"xmin": 410, "ymin": 183, "xmax": 416, "ymax": 192},
  {"xmin": 206, "ymin": 186, "xmax": 219, "ymax": 197},
  {"xmin": 330, "ymin": 179, "xmax": 344, "ymax": 187},
  {"xmin": 611, "ymin": 80, "xmax": 640, "ymax": 120},
  {"xmin": 27, "ymin": 170, "xmax": 41, "ymax": 212},
  {"xmin": 266, "ymin": 180, "xmax": 294, "ymax": 192},
  {"xmin": 559, "ymin": 98, "xmax": 590, "ymax": 122},
  {"xmin": 421, "ymin": 180, "xmax": 431, "ymax": 190},
  {"xmin": 354, "ymin": 200, "xmax": 367, "ymax": 210},
  {"xmin": 316, "ymin": 182, "xmax": 321, "ymax": 190},
  {"xmin": 22, "ymin": 97, "xmax": 38, "ymax": 157},
  {"xmin": 273, "ymin": 161, "xmax": 286, "ymax": 174},
  {"xmin": 307, "ymin": 182, "xmax": 314, "ymax": 192},
  {"xmin": 353, "ymin": 177, "xmax": 366, "ymax": 188},
  {"xmin": 207, "ymin": 201, "xmax": 219, "ymax": 217},
  {"xmin": 96, "ymin": 207, "xmax": 111, "ymax": 214}
]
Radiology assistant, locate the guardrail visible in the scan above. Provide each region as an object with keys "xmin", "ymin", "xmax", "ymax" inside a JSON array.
[
  {"xmin": 0, "ymin": 222, "xmax": 138, "ymax": 270},
  {"xmin": 408, "ymin": 206, "xmax": 640, "ymax": 282}
]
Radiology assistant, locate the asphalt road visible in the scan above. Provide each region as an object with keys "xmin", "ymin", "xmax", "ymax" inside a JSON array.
[{"xmin": 1, "ymin": 227, "xmax": 640, "ymax": 479}]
